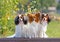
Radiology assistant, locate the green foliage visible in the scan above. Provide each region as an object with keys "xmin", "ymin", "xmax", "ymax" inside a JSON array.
[
  {"xmin": 0, "ymin": 0, "xmax": 18, "ymax": 37},
  {"xmin": 19, "ymin": 0, "xmax": 28, "ymax": 5},
  {"xmin": 57, "ymin": 2, "xmax": 60, "ymax": 9},
  {"xmin": 21, "ymin": 0, "xmax": 56, "ymax": 12},
  {"xmin": 0, "ymin": 0, "xmax": 19, "ymax": 16}
]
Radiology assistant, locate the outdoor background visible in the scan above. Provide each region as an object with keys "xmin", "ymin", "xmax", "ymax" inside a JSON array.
[{"xmin": 0, "ymin": 0, "xmax": 60, "ymax": 38}]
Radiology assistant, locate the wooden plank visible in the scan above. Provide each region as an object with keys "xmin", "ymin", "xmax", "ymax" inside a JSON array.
[{"xmin": 0, "ymin": 38, "xmax": 60, "ymax": 42}]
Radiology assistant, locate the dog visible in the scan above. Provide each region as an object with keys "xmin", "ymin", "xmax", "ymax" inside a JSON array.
[
  {"xmin": 32, "ymin": 13, "xmax": 41, "ymax": 38},
  {"xmin": 7, "ymin": 14, "xmax": 24, "ymax": 38},
  {"xmin": 41, "ymin": 13, "xmax": 51, "ymax": 38},
  {"xmin": 27, "ymin": 14, "xmax": 35, "ymax": 38},
  {"xmin": 21, "ymin": 14, "xmax": 29, "ymax": 38}
]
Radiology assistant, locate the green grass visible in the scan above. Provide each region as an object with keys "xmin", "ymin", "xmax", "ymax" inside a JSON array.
[{"xmin": 47, "ymin": 20, "xmax": 60, "ymax": 38}]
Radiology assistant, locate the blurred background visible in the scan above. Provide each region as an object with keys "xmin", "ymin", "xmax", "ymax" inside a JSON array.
[{"xmin": 0, "ymin": 0, "xmax": 60, "ymax": 38}]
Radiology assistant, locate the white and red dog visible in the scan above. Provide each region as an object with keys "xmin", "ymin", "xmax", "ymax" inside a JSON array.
[{"xmin": 40, "ymin": 13, "xmax": 51, "ymax": 38}]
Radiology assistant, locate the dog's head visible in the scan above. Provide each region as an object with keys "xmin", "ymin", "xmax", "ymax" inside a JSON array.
[
  {"xmin": 14, "ymin": 14, "xmax": 24, "ymax": 25},
  {"xmin": 43, "ymin": 13, "xmax": 51, "ymax": 23}
]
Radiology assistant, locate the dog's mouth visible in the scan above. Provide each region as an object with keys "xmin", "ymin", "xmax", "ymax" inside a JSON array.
[{"xmin": 18, "ymin": 18, "xmax": 23, "ymax": 24}]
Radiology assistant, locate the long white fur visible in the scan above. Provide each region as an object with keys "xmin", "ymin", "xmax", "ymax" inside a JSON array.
[{"xmin": 41, "ymin": 19, "xmax": 48, "ymax": 38}]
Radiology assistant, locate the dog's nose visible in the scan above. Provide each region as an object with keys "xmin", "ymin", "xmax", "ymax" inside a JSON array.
[
  {"xmin": 19, "ymin": 18, "xmax": 23, "ymax": 22},
  {"xmin": 21, "ymin": 18, "xmax": 23, "ymax": 21}
]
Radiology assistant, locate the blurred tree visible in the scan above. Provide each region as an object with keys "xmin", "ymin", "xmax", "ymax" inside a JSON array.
[
  {"xmin": 25, "ymin": 0, "xmax": 56, "ymax": 12},
  {"xmin": 40, "ymin": 0, "xmax": 56, "ymax": 10},
  {"xmin": 0, "ymin": 0, "xmax": 19, "ymax": 37},
  {"xmin": 0, "ymin": 0, "xmax": 29, "ymax": 37},
  {"xmin": 57, "ymin": 1, "xmax": 60, "ymax": 9}
]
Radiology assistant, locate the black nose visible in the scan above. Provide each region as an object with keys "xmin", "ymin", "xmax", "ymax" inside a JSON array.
[{"xmin": 14, "ymin": 16, "xmax": 19, "ymax": 25}]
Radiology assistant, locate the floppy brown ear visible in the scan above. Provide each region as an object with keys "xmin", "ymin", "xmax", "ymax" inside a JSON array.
[{"xmin": 14, "ymin": 16, "xmax": 19, "ymax": 25}]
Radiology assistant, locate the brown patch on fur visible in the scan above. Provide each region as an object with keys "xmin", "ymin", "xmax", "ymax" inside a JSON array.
[
  {"xmin": 27, "ymin": 14, "xmax": 34, "ymax": 23},
  {"xmin": 34, "ymin": 13, "xmax": 41, "ymax": 23},
  {"xmin": 19, "ymin": 14, "xmax": 24, "ymax": 19}
]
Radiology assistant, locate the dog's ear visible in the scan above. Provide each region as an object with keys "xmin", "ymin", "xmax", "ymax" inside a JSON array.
[
  {"xmin": 48, "ymin": 17, "xmax": 51, "ymax": 24},
  {"xmin": 41, "ymin": 13, "xmax": 44, "ymax": 21},
  {"xmin": 14, "ymin": 16, "xmax": 19, "ymax": 25},
  {"xmin": 46, "ymin": 14, "xmax": 51, "ymax": 24},
  {"xmin": 23, "ymin": 15, "xmax": 28, "ymax": 25},
  {"xmin": 47, "ymin": 14, "xmax": 51, "ymax": 24}
]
